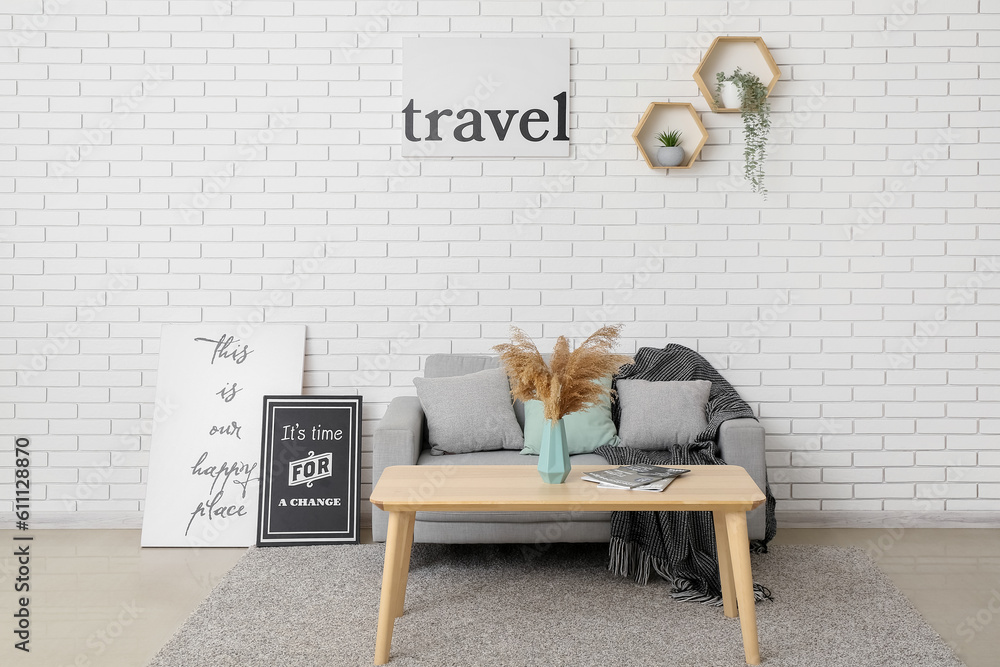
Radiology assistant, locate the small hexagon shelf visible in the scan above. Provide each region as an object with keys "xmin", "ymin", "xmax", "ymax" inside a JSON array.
[
  {"xmin": 693, "ymin": 36, "xmax": 780, "ymax": 112},
  {"xmin": 632, "ymin": 102, "xmax": 708, "ymax": 170}
]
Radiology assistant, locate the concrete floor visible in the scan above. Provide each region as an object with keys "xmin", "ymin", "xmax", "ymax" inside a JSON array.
[{"xmin": 0, "ymin": 528, "xmax": 995, "ymax": 666}]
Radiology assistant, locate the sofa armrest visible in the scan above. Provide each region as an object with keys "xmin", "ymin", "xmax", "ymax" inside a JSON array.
[
  {"xmin": 374, "ymin": 396, "xmax": 425, "ymax": 469},
  {"xmin": 372, "ymin": 396, "xmax": 425, "ymax": 542},
  {"xmin": 718, "ymin": 418, "xmax": 768, "ymax": 542}
]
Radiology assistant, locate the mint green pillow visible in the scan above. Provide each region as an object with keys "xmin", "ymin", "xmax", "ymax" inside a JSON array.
[{"xmin": 520, "ymin": 378, "xmax": 619, "ymax": 456}]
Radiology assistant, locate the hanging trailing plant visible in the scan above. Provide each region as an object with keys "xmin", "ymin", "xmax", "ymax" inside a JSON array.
[{"xmin": 716, "ymin": 67, "xmax": 771, "ymax": 198}]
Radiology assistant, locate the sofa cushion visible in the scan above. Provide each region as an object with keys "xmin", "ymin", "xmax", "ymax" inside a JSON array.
[
  {"xmin": 416, "ymin": 449, "xmax": 610, "ymax": 466},
  {"xmin": 520, "ymin": 376, "xmax": 618, "ymax": 456},
  {"xmin": 424, "ymin": 354, "xmax": 528, "ymax": 428},
  {"xmin": 616, "ymin": 378, "xmax": 711, "ymax": 448},
  {"xmin": 414, "ymin": 368, "xmax": 524, "ymax": 454}
]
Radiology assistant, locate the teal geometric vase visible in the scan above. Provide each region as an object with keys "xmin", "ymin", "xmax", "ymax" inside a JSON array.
[{"xmin": 538, "ymin": 418, "xmax": 570, "ymax": 484}]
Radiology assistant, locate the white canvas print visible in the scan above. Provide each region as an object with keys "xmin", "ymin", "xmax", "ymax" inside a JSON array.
[
  {"xmin": 402, "ymin": 37, "xmax": 570, "ymax": 157},
  {"xmin": 140, "ymin": 324, "xmax": 305, "ymax": 547}
]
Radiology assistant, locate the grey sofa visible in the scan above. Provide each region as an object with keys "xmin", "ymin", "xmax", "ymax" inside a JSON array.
[{"xmin": 372, "ymin": 354, "xmax": 768, "ymax": 544}]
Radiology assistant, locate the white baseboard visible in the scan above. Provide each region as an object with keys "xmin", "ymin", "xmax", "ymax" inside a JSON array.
[
  {"xmin": 776, "ymin": 510, "xmax": 1000, "ymax": 529},
  {"xmin": 0, "ymin": 512, "xmax": 143, "ymax": 530}
]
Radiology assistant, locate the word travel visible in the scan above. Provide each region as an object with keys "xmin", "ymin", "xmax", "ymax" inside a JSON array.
[{"xmin": 404, "ymin": 92, "xmax": 569, "ymax": 144}]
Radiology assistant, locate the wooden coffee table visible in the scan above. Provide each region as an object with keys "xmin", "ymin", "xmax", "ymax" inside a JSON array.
[{"xmin": 369, "ymin": 464, "xmax": 767, "ymax": 665}]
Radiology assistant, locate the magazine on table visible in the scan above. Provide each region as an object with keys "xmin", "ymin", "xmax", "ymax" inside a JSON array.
[
  {"xmin": 603, "ymin": 476, "xmax": 681, "ymax": 492},
  {"xmin": 581, "ymin": 464, "xmax": 690, "ymax": 490}
]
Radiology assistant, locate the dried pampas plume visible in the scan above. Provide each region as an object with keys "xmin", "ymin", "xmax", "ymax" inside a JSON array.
[{"xmin": 492, "ymin": 325, "xmax": 633, "ymax": 422}]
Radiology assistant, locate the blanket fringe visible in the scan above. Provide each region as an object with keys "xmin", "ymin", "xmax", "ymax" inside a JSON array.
[
  {"xmin": 608, "ymin": 537, "xmax": 652, "ymax": 585},
  {"xmin": 671, "ymin": 580, "xmax": 773, "ymax": 606},
  {"xmin": 609, "ymin": 537, "xmax": 773, "ymax": 606}
]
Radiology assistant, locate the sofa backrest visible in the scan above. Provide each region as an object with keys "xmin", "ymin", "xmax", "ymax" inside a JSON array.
[
  {"xmin": 424, "ymin": 354, "xmax": 500, "ymax": 378},
  {"xmin": 423, "ymin": 354, "xmax": 525, "ymax": 429}
]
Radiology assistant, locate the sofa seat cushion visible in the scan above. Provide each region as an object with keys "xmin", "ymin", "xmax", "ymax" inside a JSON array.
[
  {"xmin": 416, "ymin": 449, "xmax": 609, "ymax": 466},
  {"xmin": 413, "ymin": 449, "xmax": 612, "ymax": 524}
]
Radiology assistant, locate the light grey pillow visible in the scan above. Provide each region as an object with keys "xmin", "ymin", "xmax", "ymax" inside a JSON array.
[
  {"xmin": 616, "ymin": 379, "xmax": 712, "ymax": 449},
  {"xmin": 414, "ymin": 368, "xmax": 524, "ymax": 455}
]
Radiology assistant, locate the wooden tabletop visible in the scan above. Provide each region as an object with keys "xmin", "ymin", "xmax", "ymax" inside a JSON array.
[{"xmin": 370, "ymin": 465, "xmax": 766, "ymax": 513}]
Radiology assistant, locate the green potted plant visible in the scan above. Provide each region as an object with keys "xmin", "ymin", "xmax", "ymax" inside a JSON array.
[
  {"xmin": 654, "ymin": 129, "xmax": 685, "ymax": 168},
  {"xmin": 715, "ymin": 67, "xmax": 771, "ymax": 198}
]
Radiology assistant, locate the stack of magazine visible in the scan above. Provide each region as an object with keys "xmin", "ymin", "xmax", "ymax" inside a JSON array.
[{"xmin": 582, "ymin": 464, "xmax": 690, "ymax": 492}]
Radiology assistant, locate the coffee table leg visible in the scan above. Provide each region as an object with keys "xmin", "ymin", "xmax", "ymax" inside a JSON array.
[
  {"xmin": 392, "ymin": 512, "xmax": 415, "ymax": 618},
  {"xmin": 725, "ymin": 510, "xmax": 761, "ymax": 666},
  {"xmin": 713, "ymin": 510, "xmax": 738, "ymax": 618},
  {"xmin": 375, "ymin": 511, "xmax": 413, "ymax": 665}
]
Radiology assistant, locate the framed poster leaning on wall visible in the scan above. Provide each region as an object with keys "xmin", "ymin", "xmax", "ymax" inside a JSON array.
[{"xmin": 257, "ymin": 395, "xmax": 362, "ymax": 546}]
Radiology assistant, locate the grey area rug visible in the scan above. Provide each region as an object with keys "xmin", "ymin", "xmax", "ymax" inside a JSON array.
[{"xmin": 147, "ymin": 543, "xmax": 963, "ymax": 667}]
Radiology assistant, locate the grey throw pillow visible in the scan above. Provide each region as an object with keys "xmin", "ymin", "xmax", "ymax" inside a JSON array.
[
  {"xmin": 616, "ymin": 379, "xmax": 712, "ymax": 449},
  {"xmin": 414, "ymin": 368, "xmax": 524, "ymax": 454}
]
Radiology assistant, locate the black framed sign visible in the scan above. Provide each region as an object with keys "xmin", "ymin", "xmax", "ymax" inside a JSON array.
[{"xmin": 257, "ymin": 395, "xmax": 361, "ymax": 546}]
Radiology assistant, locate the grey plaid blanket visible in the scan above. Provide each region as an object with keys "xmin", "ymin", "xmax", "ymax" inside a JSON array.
[{"xmin": 594, "ymin": 344, "xmax": 776, "ymax": 604}]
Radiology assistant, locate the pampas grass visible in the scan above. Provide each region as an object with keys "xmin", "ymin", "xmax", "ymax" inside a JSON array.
[{"xmin": 493, "ymin": 325, "xmax": 633, "ymax": 422}]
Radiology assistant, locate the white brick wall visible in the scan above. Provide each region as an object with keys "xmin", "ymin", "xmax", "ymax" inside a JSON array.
[{"xmin": 3, "ymin": 0, "xmax": 1000, "ymax": 523}]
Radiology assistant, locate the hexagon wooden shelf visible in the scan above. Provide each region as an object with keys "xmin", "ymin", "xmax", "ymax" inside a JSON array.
[
  {"xmin": 693, "ymin": 36, "xmax": 780, "ymax": 112},
  {"xmin": 632, "ymin": 102, "xmax": 708, "ymax": 170}
]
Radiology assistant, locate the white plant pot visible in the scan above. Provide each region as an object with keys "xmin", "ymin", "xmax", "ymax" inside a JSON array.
[
  {"xmin": 719, "ymin": 81, "xmax": 741, "ymax": 109},
  {"xmin": 656, "ymin": 146, "xmax": 685, "ymax": 168}
]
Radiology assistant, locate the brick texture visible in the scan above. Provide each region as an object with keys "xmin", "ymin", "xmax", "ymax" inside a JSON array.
[{"xmin": 2, "ymin": 0, "xmax": 999, "ymax": 520}]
